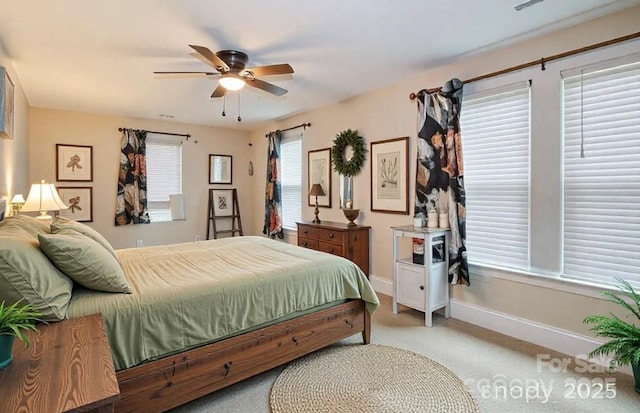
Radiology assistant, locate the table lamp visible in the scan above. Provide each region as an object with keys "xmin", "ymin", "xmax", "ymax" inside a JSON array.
[
  {"xmin": 20, "ymin": 180, "xmax": 68, "ymax": 222},
  {"xmin": 309, "ymin": 184, "xmax": 326, "ymax": 224},
  {"xmin": 10, "ymin": 194, "xmax": 25, "ymax": 215}
]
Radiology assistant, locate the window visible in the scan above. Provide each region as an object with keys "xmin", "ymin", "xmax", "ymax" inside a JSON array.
[
  {"xmin": 562, "ymin": 56, "xmax": 640, "ymax": 287},
  {"xmin": 280, "ymin": 132, "xmax": 302, "ymax": 230},
  {"xmin": 461, "ymin": 82, "xmax": 531, "ymax": 270},
  {"xmin": 146, "ymin": 134, "xmax": 183, "ymax": 222}
]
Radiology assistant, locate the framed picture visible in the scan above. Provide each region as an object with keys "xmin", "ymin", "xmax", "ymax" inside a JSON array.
[
  {"xmin": 0, "ymin": 67, "xmax": 14, "ymax": 139},
  {"xmin": 370, "ymin": 137, "xmax": 409, "ymax": 214},
  {"xmin": 307, "ymin": 148, "xmax": 332, "ymax": 207},
  {"xmin": 56, "ymin": 144, "xmax": 93, "ymax": 182},
  {"xmin": 209, "ymin": 154, "xmax": 232, "ymax": 184},
  {"xmin": 57, "ymin": 187, "xmax": 93, "ymax": 222},
  {"xmin": 212, "ymin": 189, "xmax": 233, "ymax": 217}
]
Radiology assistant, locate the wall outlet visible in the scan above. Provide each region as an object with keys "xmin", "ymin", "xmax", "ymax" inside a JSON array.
[
  {"xmin": 136, "ymin": 240, "xmax": 143, "ymax": 248},
  {"xmin": 195, "ymin": 235, "xmax": 201, "ymax": 242}
]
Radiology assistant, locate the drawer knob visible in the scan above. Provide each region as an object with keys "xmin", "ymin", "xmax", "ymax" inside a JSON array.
[
  {"xmin": 420, "ymin": 285, "xmax": 425, "ymax": 290},
  {"xmin": 303, "ymin": 230, "xmax": 308, "ymax": 234},
  {"xmin": 302, "ymin": 242, "xmax": 308, "ymax": 247},
  {"xmin": 329, "ymin": 233, "xmax": 334, "ymax": 239},
  {"xmin": 329, "ymin": 248, "xmax": 334, "ymax": 253}
]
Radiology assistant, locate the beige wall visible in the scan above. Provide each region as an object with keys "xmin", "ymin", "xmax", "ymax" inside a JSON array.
[
  {"xmin": 29, "ymin": 107, "xmax": 252, "ymax": 249},
  {"xmin": 0, "ymin": 42, "xmax": 30, "ymax": 203},
  {"xmin": 248, "ymin": 7, "xmax": 640, "ymax": 336}
]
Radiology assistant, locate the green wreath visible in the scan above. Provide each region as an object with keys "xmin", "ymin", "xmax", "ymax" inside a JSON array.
[{"xmin": 331, "ymin": 129, "xmax": 367, "ymax": 176}]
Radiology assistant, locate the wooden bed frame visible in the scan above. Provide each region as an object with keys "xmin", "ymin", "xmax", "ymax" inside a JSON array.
[{"xmin": 115, "ymin": 299, "xmax": 371, "ymax": 413}]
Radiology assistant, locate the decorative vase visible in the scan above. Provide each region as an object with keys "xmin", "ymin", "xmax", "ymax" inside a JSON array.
[
  {"xmin": 0, "ymin": 335, "xmax": 15, "ymax": 369},
  {"xmin": 343, "ymin": 208, "xmax": 360, "ymax": 227},
  {"xmin": 427, "ymin": 211, "xmax": 438, "ymax": 228},
  {"xmin": 633, "ymin": 363, "xmax": 640, "ymax": 394},
  {"xmin": 439, "ymin": 213, "xmax": 449, "ymax": 229}
]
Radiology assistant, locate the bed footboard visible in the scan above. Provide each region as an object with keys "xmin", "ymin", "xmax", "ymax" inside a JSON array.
[{"xmin": 115, "ymin": 300, "xmax": 370, "ymax": 413}]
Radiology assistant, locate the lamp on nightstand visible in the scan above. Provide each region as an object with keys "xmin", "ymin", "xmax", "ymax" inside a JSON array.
[
  {"xmin": 20, "ymin": 180, "xmax": 68, "ymax": 222},
  {"xmin": 10, "ymin": 194, "xmax": 25, "ymax": 215},
  {"xmin": 309, "ymin": 184, "xmax": 326, "ymax": 224}
]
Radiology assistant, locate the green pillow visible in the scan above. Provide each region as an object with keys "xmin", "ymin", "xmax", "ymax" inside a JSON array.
[
  {"xmin": 38, "ymin": 231, "xmax": 132, "ymax": 294},
  {"xmin": 0, "ymin": 215, "xmax": 51, "ymax": 236},
  {"xmin": 50, "ymin": 217, "xmax": 117, "ymax": 258},
  {"xmin": 0, "ymin": 227, "xmax": 73, "ymax": 321}
]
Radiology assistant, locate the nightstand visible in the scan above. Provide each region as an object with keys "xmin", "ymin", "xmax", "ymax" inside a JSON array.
[
  {"xmin": 392, "ymin": 225, "xmax": 451, "ymax": 327},
  {"xmin": 0, "ymin": 313, "xmax": 120, "ymax": 412}
]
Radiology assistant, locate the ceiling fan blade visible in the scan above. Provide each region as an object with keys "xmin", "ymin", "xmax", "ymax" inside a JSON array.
[
  {"xmin": 247, "ymin": 78, "xmax": 288, "ymax": 96},
  {"xmin": 211, "ymin": 84, "xmax": 227, "ymax": 98},
  {"xmin": 153, "ymin": 71, "xmax": 218, "ymax": 77},
  {"xmin": 245, "ymin": 64, "xmax": 294, "ymax": 77},
  {"xmin": 189, "ymin": 45, "xmax": 229, "ymax": 71}
]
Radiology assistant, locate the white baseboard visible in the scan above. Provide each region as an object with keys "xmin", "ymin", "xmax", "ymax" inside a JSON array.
[
  {"xmin": 449, "ymin": 299, "xmax": 632, "ymax": 376},
  {"xmin": 369, "ymin": 274, "xmax": 392, "ymax": 297}
]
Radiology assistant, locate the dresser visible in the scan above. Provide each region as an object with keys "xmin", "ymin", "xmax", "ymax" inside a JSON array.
[{"xmin": 297, "ymin": 221, "xmax": 370, "ymax": 276}]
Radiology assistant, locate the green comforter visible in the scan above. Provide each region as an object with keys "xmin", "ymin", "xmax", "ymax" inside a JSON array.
[{"xmin": 66, "ymin": 236, "xmax": 379, "ymax": 370}]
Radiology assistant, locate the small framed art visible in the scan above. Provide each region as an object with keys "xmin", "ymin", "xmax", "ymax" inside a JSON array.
[
  {"xmin": 209, "ymin": 154, "xmax": 232, "ymax": 184},
  {"xmin": 212, "ymin": 189, "xmax": 233, "ymax": 217},
  {"xmin": 370, "ymin": 136, "xmax": 409, "ymax": 214},
  {"xmin": 57, "ymin": 144, "xmax": 93, "ymax": 182},
  {"xmin": 307, "ymin": 148, "xmax": 331, "ymax": 207},
  {"xmin": 57, "ymin": 187, "xmax": 93, "ymax": 222},
  {"xmin": 0, "ymin": 67, "xmax": 14, "ymax": 139}
]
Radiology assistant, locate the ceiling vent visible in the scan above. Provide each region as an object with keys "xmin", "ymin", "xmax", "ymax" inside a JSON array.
[{"xmin": 514, "ymin": 0, "xmax": 544, "ymax": 11}]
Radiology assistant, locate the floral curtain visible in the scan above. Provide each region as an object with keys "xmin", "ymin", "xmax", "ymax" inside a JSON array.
[
  {"xmin": 415, "ymin": 78, "xmax": 468, "ymax": 285},
  {"xmin": 115, "ymin": 129, "xmax": 150, "ymax": 225},
  {"xmin": 263, "ymin": 131, "xmax": 284, "ymax": 239}
]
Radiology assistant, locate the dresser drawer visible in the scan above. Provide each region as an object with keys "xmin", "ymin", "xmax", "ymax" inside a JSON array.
[
  {"xmin": 318, "ymin": 228, "xmax": 343, "ymax": 244},
  {"xmin": 318, "ymin": 241, "xmax": 343, "ymax": 257},
  {"xmin": 298, "ymin": 238, "xmax": 318, "ymax": 249},
  {"xmin": 298, "ymin": 225, "xmax": 319, "ymax": 239}
]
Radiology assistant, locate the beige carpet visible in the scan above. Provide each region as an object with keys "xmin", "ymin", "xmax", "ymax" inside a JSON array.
[
  {"xmin": 270, "ymin": 344, "xmax": 479, "ymax": 413},
  {"xmin": 171, "ymin": 294, "xmax": 639, "ymax": 412}
]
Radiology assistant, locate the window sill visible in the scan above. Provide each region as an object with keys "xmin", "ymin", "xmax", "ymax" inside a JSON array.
[{"xmin": 469, "ymin": 262, "xmax": 617, "ymax": 301}]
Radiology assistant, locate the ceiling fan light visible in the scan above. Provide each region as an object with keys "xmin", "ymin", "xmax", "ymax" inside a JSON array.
[{"xmin": 219, "ymin": 74, "xmax": 246, "ymax": 91}]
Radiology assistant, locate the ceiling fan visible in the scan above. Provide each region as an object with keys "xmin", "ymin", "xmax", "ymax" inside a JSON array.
[{"xmin": 154, "ymin": 45, "xmax": 294, "ymax": 98}]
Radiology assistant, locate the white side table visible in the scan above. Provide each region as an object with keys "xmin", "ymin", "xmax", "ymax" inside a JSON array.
[{"xmin": 392, "ymin": 225, "xmax": 450, "ymax": 327}]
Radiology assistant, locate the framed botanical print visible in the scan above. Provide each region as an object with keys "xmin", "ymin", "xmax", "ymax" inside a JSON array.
[
  {"xmin": 0, "ymin": 67, "xmax": 14, "ymax": 139},
  {"xmin": 57, "ymin": 187, "xmax": 93, "ymax": 222},
  {"xmin": 307, "ymin": 148, "xmax": 332, "ymax": 208},
  {"xmin": 211, "ymin": 189, "xmax": 233, "ymax": 217},
  {"xmin": 370, "ymin": 137, "xmax": 409, "ymax": 214},
  {"xmin": 209, "ymin": 154, "xmax": 232, "ymax": 184},
  {"xmin": 56, "ymin": 144, "xmax": 93, "ymax": 182}
]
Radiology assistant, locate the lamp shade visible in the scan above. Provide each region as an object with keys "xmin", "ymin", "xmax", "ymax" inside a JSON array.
[
  {"xmin": 11, "ymin": 194, "xmax": 25, "ymax": 204},
  {"xmin": 218, "ymin": 74, "xmax": 246, "ymax": 91},
  {"xmin": 21, "ymin": 180, "xmax": 68, "ymax": 220},
  {"xmin": 309, "ymin": 183, "xmax": 326, "ymax": 197}
]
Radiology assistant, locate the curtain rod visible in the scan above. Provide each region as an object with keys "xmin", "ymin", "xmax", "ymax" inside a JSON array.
[
  {"xmin": 118, "ymin": 127, "xmax": 192, "ymax": 140},
  {"xmin": 265, "ymin": 122, "xmax": 311, "ymax": 138},
  {"xmin": 409, "ymin": 30, "xmax": 640, "ymax": 100}
]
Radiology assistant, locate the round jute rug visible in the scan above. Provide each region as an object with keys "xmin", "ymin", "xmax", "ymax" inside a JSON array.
[{"xmin": 270, "ymin": 344, "xmax": 479, "ymax": 413}]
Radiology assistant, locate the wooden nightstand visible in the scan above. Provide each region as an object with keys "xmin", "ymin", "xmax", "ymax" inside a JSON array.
[
  {"xmin": 0, "ymin": 313, "xmax": 120, "ymax": 413},
  {"xmin": 297, "ymin": 221, "xmax": 371, "ymax": 276}
]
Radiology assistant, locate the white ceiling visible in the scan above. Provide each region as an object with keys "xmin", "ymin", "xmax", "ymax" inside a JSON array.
[{"xmin": 1, "ymin": 0, "xmax": 638, "ymax": 130}]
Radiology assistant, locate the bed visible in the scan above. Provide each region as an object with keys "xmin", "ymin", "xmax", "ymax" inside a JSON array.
[{"xmin": 0, "ymin": 215, "xmax": 378, "ymax": 413}]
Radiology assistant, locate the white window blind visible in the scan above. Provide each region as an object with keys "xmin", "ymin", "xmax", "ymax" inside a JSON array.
[
  {"xmin": 280, "ymin": 132, "xmax": 302, "ymax": 230},
  {"xmin": 562, "ymin": 57, "xmax": 640, "ymax": 287},
  {"xmin": 146, "ymin": 134, "xmax": 183, "ymax": 222},
  {"xmin": 461, "ymin": 82, "xmax": 531, "ymax": 270}
]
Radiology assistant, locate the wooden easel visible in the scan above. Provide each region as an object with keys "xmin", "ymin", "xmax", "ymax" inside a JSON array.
[{"xmin": 207, "ymin": 188, "xmax": 243, "ymax": 239}]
